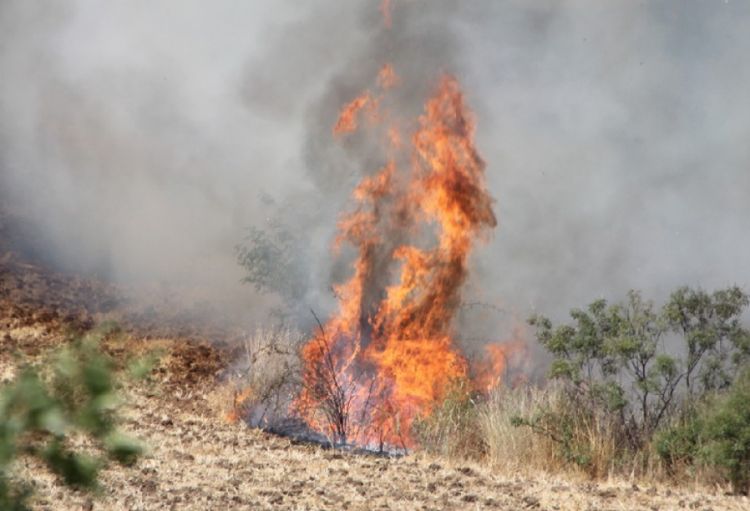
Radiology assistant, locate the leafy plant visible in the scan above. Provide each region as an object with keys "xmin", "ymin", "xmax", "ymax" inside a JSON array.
[
  {"xmin": 664, "ymin": 286, "xmax": 750, "ymax": 398},
  {"xmin": 702, "ymin": 367, "xmax": 750, "ymax": 494},
  {"xmin": 528, "ymin": 291, "xmax": 684, "ymax": 451},
  {"xmin": 0, "ymin": 327, "xmax": 148, "ymax": 509},
  {"xmin": 236, "ymin": 216, "xmax": 308, "ymax": 319},
  {"xmin": 523, "ymin": 286, "xmax": 750, "ymax": 485},
  {"xmin": 654, "ymin": 408, "xmax": 705, "ymax": 475}
]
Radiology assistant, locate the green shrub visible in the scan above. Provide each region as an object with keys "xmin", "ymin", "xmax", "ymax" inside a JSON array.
[
  {"xmin": 656, "ymin": 367, "xmax": 750, "ymax": 494},
  {"xmin": 654, "ymin": 408, "xmax": 705, "ymax": 475},
  {"xmin": 0, "ymin": 327, "xmax": 147, "ymax": 510},
  {"xmin": 523, "ymin": 286, "xmax": 750, "ymax": 484},
  {"xmin": 703, "ymin": 367, "xmax": 750, "ymax": 494}
]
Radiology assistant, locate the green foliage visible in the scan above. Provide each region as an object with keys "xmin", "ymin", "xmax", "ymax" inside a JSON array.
[
  {"xmin": 236, "ymin": 219, "xmax": 308, "ymax": 312},
  {"xmin": 529, "ymin": 291, "xmax": 685, "ymax": 449},
  {"xmin": 524, "ymin": 286, "xmax": 750, "ymax": 489},
  {"xmin": 702, "ymin": 367, "xmax": 750, "ymax": 494},
  {"xmin": 656, "ymin": 367, "xmax": 750, "ymax": 494},
  {"xmin": 0, "ymin": 328, "xmax": 148, "ymax": 509},
  {"xmin": 664, "ymin": 286, "xmax": 750, "ymax": 397},
  {"xmin": 654, "ymin": 408, "xmax": 705, "ymax": 474}
]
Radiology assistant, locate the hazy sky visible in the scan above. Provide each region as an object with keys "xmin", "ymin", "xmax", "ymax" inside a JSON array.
[{"xmin": 1, "ymin": 0, "xmax": 748, "ymax": 327}]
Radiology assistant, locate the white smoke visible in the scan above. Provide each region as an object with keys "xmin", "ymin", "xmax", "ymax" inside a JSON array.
[{"xmin": 1, "ymin": 0, "xmax": 748, "ymax": 328}]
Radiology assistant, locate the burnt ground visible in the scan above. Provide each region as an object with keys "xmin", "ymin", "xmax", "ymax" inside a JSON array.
[{"xmin": 1, "ymin": 215, "xmax": 748, "ymax": 510}]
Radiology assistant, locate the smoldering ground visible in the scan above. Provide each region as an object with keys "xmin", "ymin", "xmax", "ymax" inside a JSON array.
[{"xmin": 1, "ymin": 0, "xmax": 748, "ymax": 335}]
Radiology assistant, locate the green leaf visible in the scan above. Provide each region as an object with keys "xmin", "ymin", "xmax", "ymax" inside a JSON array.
[
  {"xmin": 42, "ymin": 441, "xmax": 100, "ymax": 489},
  {"xmin": 38, "ymin": 408, "xmax": 67, "ymax": 436},
  {"xmin": 104, "ymin": 432, "xmax": 144, "ymax": 466}
]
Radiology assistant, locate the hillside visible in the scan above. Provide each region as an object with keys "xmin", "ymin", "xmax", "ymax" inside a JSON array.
[{"xmin": 0, "ymin": 239, "xmax": 747, "ymax": 510}]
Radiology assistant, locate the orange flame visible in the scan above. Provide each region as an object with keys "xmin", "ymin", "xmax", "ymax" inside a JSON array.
[
  {"xmin": 377, "ymin": 64, "xmax": 400, "ymax": 90},
  {"xmin": 380, "ymin": 0, "xmax": 393, "ymax": 29},
  {"xmin": 333, "ymin": 92, "xmax": 377, "ymax": 136},
  {"xmin": 294, "ymin": 4, "xmax": 523, "ymax": 449},
  {"xmin": 474, "ymin": 325, "xmax": 529, "ymax": 392},
  {"xmin": 296, "ymin": 68, "xmax": 510, "ymax": 448},
  {"xmin": 333, "ymin": 65, "xmax": 398, "ymax": 138},
  {"xmin": 225, "ymin": 387, "xmax": 254, "ymax": 423}
]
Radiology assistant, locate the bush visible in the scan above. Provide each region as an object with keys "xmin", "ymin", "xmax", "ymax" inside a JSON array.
[
  {"xmin": 405, "ymin": 286, "xmax": 750, "ymax": 491},
  {"xmin": 527, "ymin": 291, "xmax": 687, "ymax": 454},
  {"xmin": 509, "ymin": 385, "xmax": 621, "ymax": 477},
  {"xmin": 224, "ymin": 327, "xmax": 303, "ymax": 425},
  {"xmin": 0, "ymin": 327, "xmax": 146, "ymax": 510},
  {"xmin": 655, "ymin": 366, "xmax": 750, "ymax": 494},
  {"xmin": 703, "ymin": 367, "xmax": 750, "ymax": 494},
  {"xmin": 407, "ymin": 286, "xmax": 750, "ymax": 490},
  {"xmin": 654, "ymin": 409, "xmax": 705, "ymax": 476},
  {"xmin": 236, "ymin": 219, "xmax": 308, "ymax": 320},
  {"xmin": 520, "ymin": 286, "xmax": 750, "ymax": 487}
]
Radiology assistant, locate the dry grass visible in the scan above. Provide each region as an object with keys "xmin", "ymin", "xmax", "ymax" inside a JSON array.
[
  {"xmin": 13, "ymin": 381, "xmax": 747, "ymax": 511},
  {"xmin": 413, "ymin": 380, "xmax": 486, "ymax": 459},
  {"xmin": 212, "ymin": 327, "xmax": 303, "ymax": 424},
  {"xmin": 2, "ymin": 251, "xmax": 747, "ymax": 508},
  {"xmin": 479, "ymin": 385, "xmax": 565, "ymax": 474},
  {"xmin": 422, "ymin": 383, "xmax": 738, "ymax": 490},
  {"xmin": 417, "ymin": 383, "xmax": 621, "ymax": 477},
  {"xmin": 2, "ymin": 322, "xmax": 747, "ymax": 509}
]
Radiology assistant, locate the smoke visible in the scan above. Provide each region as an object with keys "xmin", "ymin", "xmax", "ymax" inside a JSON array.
[
  {"xmin": 1, "ymin": 0, "xmax": 749, "ymax": 329},
  {"xmin": 0, "ymin": 1, "xmax": 303, "ymax": 319}
]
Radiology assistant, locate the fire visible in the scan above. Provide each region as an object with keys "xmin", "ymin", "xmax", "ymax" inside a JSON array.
[
  {"xmin": 293, "ymin": 2, "xmax": 524, "ymax": 450},
  {"xmin": 225, "ymin": 387, "xmax": 255, "ymax": 423},
  {"xmin": 333, "ymin": 92, "xmax": 377, "ymax": 136},
  {"xmin": 333, "ymin": 65, "xmax": 398, "ymax": 137},
  {"xmin": 380, "ymin": 0, "xmax": 393, "ymax": 29},
  {"xmin": 473, "ymin": 324, "xmax": 529, "ymax": 392},
  {"xmin": 296, "ymin": 62, "xmax": 510, "ymax": 447},
  {"xmin": 377, "ymin": 64, "xmax": 399, "ymax": 90}
]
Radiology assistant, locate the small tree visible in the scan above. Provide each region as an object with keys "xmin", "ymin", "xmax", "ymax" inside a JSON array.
[
  {"xmin": 236, "ymin": 209, "xmax": 309, "ymax": 322},
  {"xmin": 606, "ymin": 291, "xmax": 682, "ymax": 443},
  {"xmin": 528, "ymin": 291, "xmax": 681, "ymax": 451},
  {"xmin": 296, "ymin": 311, "xmax": 362, "ymax": 446},
  {"xmin": 524, "ymin": 287, "xmax": 750, "ymax": 475},
  {"xmin": 664, "ymin": 286, "xmax": 750, "ymax": 398}
]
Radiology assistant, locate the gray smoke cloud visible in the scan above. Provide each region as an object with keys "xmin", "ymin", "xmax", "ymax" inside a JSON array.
[{"xmin": 1, "ymin": 0, "xmax": 748, "ymax": 330}]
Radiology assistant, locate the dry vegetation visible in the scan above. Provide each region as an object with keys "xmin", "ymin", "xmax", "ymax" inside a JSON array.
[
  {"xmin": 418, "ymin": 384, "xmax": 662, "ymax": 479},
  {"xmin": 19, "ymin": 384, "xmax": 749, "ymax": 511},
  {"xmin": 416, "ymin": 372, "xmax": 750, "ymax": 490},
  {"xmin": 1, "ymin": 237, "xmax": 748, "ymax": 509}
]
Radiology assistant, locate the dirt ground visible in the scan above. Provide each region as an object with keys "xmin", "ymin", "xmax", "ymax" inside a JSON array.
[
  {"xmin": 1, "ymin": 229, "xmax": 748, "ymax": 510},
  {"xmin": 16, "ymin": 386, "xmax": 750, "ymax": 511}
]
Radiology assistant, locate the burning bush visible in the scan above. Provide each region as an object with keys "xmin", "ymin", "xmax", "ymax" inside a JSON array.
[
  {"xmin": 223, "ymin": 327, "xmax": 304, "ymax": 426},
  {"xmin": 293, "ymin": 69, "xmax": 501, "ymax": 449},
  {"xmin": 234, "ymin": 0, "xmax": 528, "ymax": 450}
]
